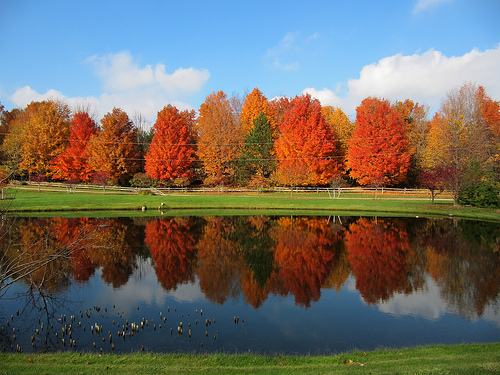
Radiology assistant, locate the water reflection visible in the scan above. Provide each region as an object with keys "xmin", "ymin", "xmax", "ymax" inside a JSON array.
[{"xmin": 0, "ymin": 215, "xmax": 499, "ymax": 353}]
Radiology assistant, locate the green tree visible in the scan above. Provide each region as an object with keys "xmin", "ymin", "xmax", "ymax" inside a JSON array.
[{"xmin": 235, "ymin": 112, "xmax": 276, "ymax": 186}]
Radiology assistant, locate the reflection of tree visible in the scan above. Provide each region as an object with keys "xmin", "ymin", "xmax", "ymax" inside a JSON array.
[
  {"xmin": 346, "ymin": 218, "xmax": 415, "ymax": 304},
  {"xmin": 51, "ymin": 218, "xmax": 97, "ymax": 282},
  {"xmin": 322, "ymin": 220, "xmax": 351, "ymax": 292},
  {"xmin": 86, "ymin": 218, "xmax": 141, "ymax": 288},
  {"xmin": 0, "ymin": 216, "xmax": 111, "ymax": 294},
  {"xmin": 195, "ymin": 217, "xmax": 244, "ymax": 304},
  {"xmin": 145, "ymin": 217, "xmax": 196, "ymax": 291},
  {"xmin": 273, "ymin": 217, "xmax": 339, "ymax": 308},
  {"xmin": 231, "ymin": 216, "xmax": 278, "ymax": 308},
  {"xmin": 1, "ymin": 218, "xmax": 72, "ymax": 294},
  {"xmin": 423, "ymin": 219, "xmax": 500, "ymax": 318}
]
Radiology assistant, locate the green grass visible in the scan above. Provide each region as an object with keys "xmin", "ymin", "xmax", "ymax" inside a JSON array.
[
  {"xmin": 1, "ymin": 343, "xmax": 499, "ymax": 374},
  {"xmin": 5, "ymin": 188, "xmax": 500, "ymax": 221}
]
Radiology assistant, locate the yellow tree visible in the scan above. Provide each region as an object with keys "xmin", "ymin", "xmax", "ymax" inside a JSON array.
[
  {"xmin": 321, "ymin": 105, "xmax": 354, "ymax": 158},
  {"xmin": 2, "ymin": 100, "xmax": 70, "ymax": 179},
  {"xmin": 86, "ymin": 108, "xmax": 141, "ymax": 185},
  {"xmin": 424, "ymin": 83, "xmax": 495, "ymax": 203},
  {"xmin": 196, "ymin": 91, "xmax": 243, "ymax": 185}
]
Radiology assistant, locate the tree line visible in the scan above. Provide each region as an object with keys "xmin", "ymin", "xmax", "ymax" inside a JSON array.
[{"xmin": 0, "ymin": 82, "xmax": 498, "ymax": 206}]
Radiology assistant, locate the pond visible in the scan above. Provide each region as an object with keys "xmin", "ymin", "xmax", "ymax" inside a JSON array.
[{"xmin": 0, "ymin": 215, "xmax": 499, "ymax": 354}]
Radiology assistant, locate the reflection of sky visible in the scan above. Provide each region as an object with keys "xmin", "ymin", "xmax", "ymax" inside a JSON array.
[
  {"xmin": 375, "ymin": 274, "xmax": 500, "ymax": 327},
  {"xmin": 2, "ymin": 259, "xmax": 500, "ymax": 354},
  {"xmin": 87, "ymin": 259, "xmax": 205, "ymax": 315}
]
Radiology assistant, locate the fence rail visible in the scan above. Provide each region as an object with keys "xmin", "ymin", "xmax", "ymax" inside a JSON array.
[{"xmin": 8, "ymin": 180, "xmax": 452, "ymax": 198}]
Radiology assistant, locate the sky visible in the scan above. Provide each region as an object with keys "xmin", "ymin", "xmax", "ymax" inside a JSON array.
[{"xmin": 1, "ymin": 0, "xmax": 499, "ymax": 125}]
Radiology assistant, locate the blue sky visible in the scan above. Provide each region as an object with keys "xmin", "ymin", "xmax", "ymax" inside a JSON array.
[{"xmin": 1, "ymin": 0, "xmax": 499, "ymax": 124}]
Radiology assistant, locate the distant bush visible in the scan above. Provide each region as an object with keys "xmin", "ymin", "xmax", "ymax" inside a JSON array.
[
  {"xmin": 130, "ymin": 173, "xmax": 157, "ymax": 188},
  {"xmin": 458, "ymin": 181, "xmax": 500, "ymax": 208}
]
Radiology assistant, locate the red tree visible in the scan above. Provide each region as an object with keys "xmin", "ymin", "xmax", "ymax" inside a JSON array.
[
  {"xmin": 145, "ymin": 218, "xmax": 196, "ymax": 291},
  {"xmin": 145, "ymin": 105, "xmax": 196, "ymax": 184},
  {"xmin": 346, "ymin": 218, "xmax": 415, "ymax": 304},
  {"xmin": 51, "ymin": 112, "xmax": 98, "ymax": 182},
  {"xmin": 347, "ymin": 98, "xmax": 411, "ymax": 188},
  {"xmin": 274, "ymin": 94, "xmax": 340, "ymax": 186}
]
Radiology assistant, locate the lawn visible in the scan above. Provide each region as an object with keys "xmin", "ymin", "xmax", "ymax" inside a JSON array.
[
  {"xmin": 1, "ymin": 343, "xmax": 499, "ymax": 374},
  {"xmin": 4, "ymin": 187, "xmax": 500, "ymax": 221}
]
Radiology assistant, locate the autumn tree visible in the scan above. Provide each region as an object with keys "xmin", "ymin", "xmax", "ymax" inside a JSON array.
[
  {"xmin": 273, "ymin": 94, "xmax": 340, "ymax": 186},
  {"xmin": 86, "ymin": 108, "xmax": 141, "ymax": 185},
  {"xmin": 346, "ymin": 97, "xmax": 411, "ymax": 190},
  {"xmin": 196, "ymin": 91, "xmax": 243, "ymax": 185},
  {"xmin": 145, "ymin": 105, "xmax": 196, "ymax": 185},
  {"xmin": 2, "ymin": 100, "xmax": 71, "ymax": 179},
  {"xmin": 145, "ymin": 218, "xmax": 196, "ymax": 291},
  {"xmin": 424, "ymin": 83, "xmax": 498, "ymax": 203},
  {"xmin": 234, "ymin": 112, "xmax": 276, "ymax": 186},
  {"xmin": 418, "ymin": 166, "xmax": 455, "ymax": 203},
  {"xmin": 269, "ymin": 96, "xmax": 291, "ymax": 138},
  {"xmin": 346, "ymin": 218, "xmax": 416, "ymax": 304},
  {"xmin": 240, "ymin": 88, "xmax": 277, "ymax": 137},
  {"xmin": 272, "ymin": 217, "xmax": 338, "ymax": 308},
  {"xmin": 195, "ymin": 217, "xmax": 244, "ymax": 304},
  {"xmin": 321, "ymin": 105, "xmax": 354, "ymax": 159},
  {"xmin": 394, "ymin": 99, "xmax": 429, "ymax": 186},
  {"xmin": 51, "ymin": 112, "xmax": 98, "ymax": 182}
]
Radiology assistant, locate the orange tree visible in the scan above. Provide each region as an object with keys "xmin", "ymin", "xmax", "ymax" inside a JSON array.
[
  {"xmin": 346, "ymin": 97, "xmax": 411, "ymax": 189},
  {"xmin": 86, "ymin": 108, "xmax": 141, "ymax": 185},
  {"xmin": 51, "ymin": 112, "xmax": 98, "ymax": 182},
  {"xmin": 196, "ymin": 91, "xmax": 243, "ymax": 185},
  {"xmin": 273, "ymin": 94, "xmax": 340, "ymax": 186},
  {"xmin": 2, "ymin": 100, "xmax": 71, "ymax": 179},
  {"xmin": 145, "ymin": 105, "xmax": 196, "ymax": 185}
]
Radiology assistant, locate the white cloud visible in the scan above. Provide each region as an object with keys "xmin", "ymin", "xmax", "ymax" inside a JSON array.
[
  {"xmin": 302, "ymin": 87, "xmax": 342, "ymax": 107},
  {"xmin": 9, "ymin": 51, "xmax": 210, "ymax": 125},
  {"xmin": 412, "ymin": 0, "xmax": 454, "ymax": 14},
  {"xmin": 304, "ymin": 44, "xmax": 500, "ymax": 115},
  {"xmin": 265, "ymin": 32, "xmax": 301, "ymax": 71}
]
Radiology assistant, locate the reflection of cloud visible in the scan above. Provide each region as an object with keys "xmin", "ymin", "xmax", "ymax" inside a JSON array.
[
  {"xmin": 94, "ymin": 266, "xmax": 167, "ymax": 314},
  {"xmin": 165, "ymin": 277, "xmax": 205, "ymax": 303},
  {"xmin": 377, "ymin": 276, "xmax": 447, "ymax": 320},
  {"xmin": 481, "ymin": 300, "xmax": 500, "ymax": 328}
]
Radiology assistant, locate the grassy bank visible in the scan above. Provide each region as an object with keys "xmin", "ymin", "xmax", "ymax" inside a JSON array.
[
  {"xmin": 5, "ymin": 188, "xmax": 500, "ymax": 221},
  {"xmin": 1, "ymin": 343, "xmax": 499, "ymax": 374}
]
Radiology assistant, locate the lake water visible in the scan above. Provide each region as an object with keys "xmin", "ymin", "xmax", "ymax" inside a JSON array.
[{"xmin": 0, "ymin": 215, "xmax": 499, "ymax": 354}]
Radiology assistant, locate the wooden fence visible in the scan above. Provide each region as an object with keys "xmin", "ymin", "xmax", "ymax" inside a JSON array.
[{"xmin": 9, "ymin": 180, "xmax": 452, "ymax": 198}]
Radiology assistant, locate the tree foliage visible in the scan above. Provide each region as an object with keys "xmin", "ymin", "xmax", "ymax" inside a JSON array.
[
  {"xmin": 3, "ymin": 100, "xmax": 71, "ymax": 178},
  {"xmin": 321, "ymin": 105, "xmax": 354, "ymax": 158},
  {"xmin": 51, "ymin": 112, "xmax": 98, "ymax": 182},
  {"xmin": 274, "ymin": 94, "xmax": 340, "ymax": 186},
  {"xmin": 196, "ymin": 91, "xmax": 243, "ymax": 185},
  {"xmin": 86, "ymin": 108, "xmax": 141, "ymax": 185},
  {"xmin": 235, "ymin": 112, "xmax": 275, "ymax": 185},
  {"xmin": 347, "ymin": 97, "xmax": 411, "ymax": 187},
  {"xmin": 240, "ymin": 88, "xmax": 277, "ymax": 138},
  {"xmin": 424, "ymin": 83, "xmax": 498, "ymax": 203},
  {"xmin": 145, "ymin": 105, "xmax": 196, "ymax": 183}
]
